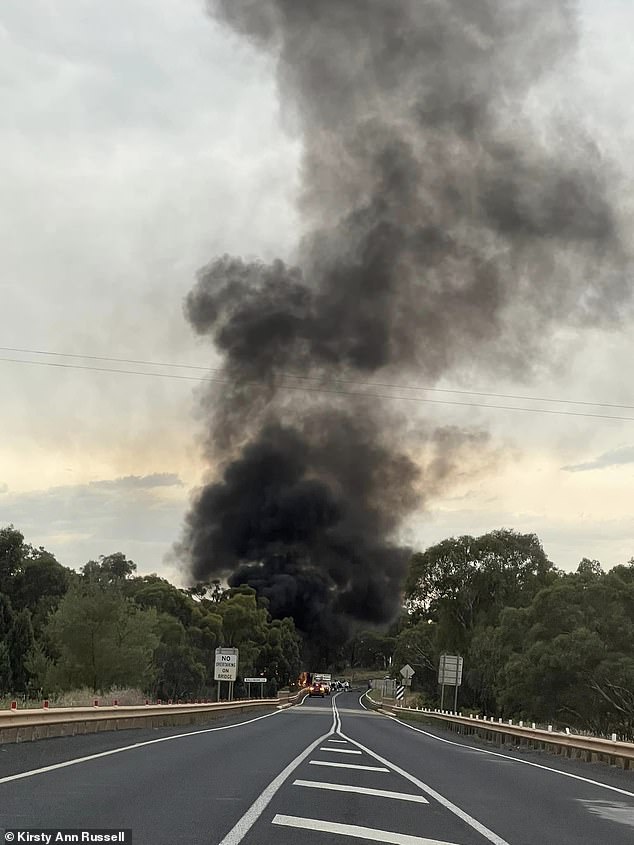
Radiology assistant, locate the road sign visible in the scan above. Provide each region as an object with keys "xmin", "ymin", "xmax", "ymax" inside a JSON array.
[
  {"xmin": 400, "ymin": 664, "xmax": 415, "ymax": 679},
  {"xmin": 395, "ymin": 685, "xmax": 405, "ymax": 701},
  {"xmin": 438, "ymin": 654, "xmax": 463, "ymax": 687},
  {"xmin": 244, "ymin": 678, "xmax": 267, "ymax": 684},
  {"xmin": 214, "ymin": 647, "xmax": 238, "ymax": 681}
]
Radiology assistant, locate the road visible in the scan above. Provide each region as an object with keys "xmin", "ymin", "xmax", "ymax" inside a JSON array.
[{"xmin": 1, "ymin": 691, "xmax": 633, "ymax": 844}]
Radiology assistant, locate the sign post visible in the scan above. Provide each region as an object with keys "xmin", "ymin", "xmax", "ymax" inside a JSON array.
[
  {"xmin": 244, "ymin": 677, "xmax": 267, "ymax": 700},
  {"xmin": 214, "ymin": 647, "xmax": 239, "ymax": 701},
  {"xmin": 438, "ymin": 654, "xmax": 463, "ymax": 712}
]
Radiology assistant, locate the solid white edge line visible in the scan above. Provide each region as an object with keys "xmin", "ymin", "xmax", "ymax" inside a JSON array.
[
  {"xmin": 272, "ymin": 814, "xmax": 459, "ymax": 845},
  {"xmin": 0, "ymin": 708, "xmax": 282, "ymax": 787},
  {"xmin": 386, "ymin": 714, "xmax": 634, "ymax": 800},
  {"xmin": 217, "ymin": 709, "xmax": 336, "ymax": 845},
  {"xmin": 319, "ymin": 747, "xmax": 362, "ymax": 754},
  {"xmin": 293, "ymin": 779, "xmax": 430, "ymax": 803},
  {"xmin": 309, "ymin": 760, "xmax": 389, "ymax": 772},
  {"xmin": 359, "ymin": 691, "xmax": 370, "ymax": 710}
]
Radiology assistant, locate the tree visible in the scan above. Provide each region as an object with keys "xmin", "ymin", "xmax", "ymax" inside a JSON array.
[
  {"xmin": 46, "ymin": 583, "xmax": 158, "ymax": 692},
  {"xmin": 132, "ymin": 578, "xmax": 195, "ymax": 627},
  {"xmin": 255, "ymin": 618, "xmax": 302, "ymax": 687},
  {"xmin": 81, "ymin": 553, "xmax": 136, "ymax": 585},
  {"xmin": 348, "ymin": 631, "xmax": 395, "ymax": 670},
  {"xmin": 9, "ymin": 609, "xmax": 35, "ymax": 692},
  {"xmin": 24, "ymin": 642, "xmax": 53, "ymax": 694},
  {"xmin": 0, "ymin": 593, "xmax": 14, "ymax": 639},
  {"xmin": 0, "ymin": 640, "xmax": 11, "ymax": 693},
  {"xmin": 13, "ymin": 547, "xmax": 70, "ymax": 632},
  {"xmin": 404, "ymin": 530, "xmax": 556, "ymax": 651},
  {"xmin": 0, "ymin": 526, "xmax": 23, "ymax": 594},
  {"xmin": 486, "ymin": 566, "xmax": 634, "ymax": 736}
]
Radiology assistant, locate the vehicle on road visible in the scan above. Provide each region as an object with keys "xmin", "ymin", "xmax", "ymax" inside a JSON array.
[{"xmin": 308, "ymin": 682, "xmax": 325, "ymax": 697}]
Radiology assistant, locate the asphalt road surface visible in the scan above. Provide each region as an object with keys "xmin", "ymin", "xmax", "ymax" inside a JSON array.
[{"xmin": 1, "ymin": 691, "xmax": 633, "ymax": 845}]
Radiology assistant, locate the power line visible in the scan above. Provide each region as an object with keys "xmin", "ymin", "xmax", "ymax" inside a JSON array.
[
  {"xmin": 0, "ymin": 345, "xmax": 632, "ymax": 412},
  {"xmin": 2, "ymin": 355, "xmax": 633, "ymax": 423}
]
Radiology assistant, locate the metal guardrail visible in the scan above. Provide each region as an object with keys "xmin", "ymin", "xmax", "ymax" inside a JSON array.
[
  {"xmin": 0, "ymin": 691, "xmax": 306, "ymax": 744},
  {"xmin": 381, "ymin": 704, "xmax": 634, "ymax": 770}
]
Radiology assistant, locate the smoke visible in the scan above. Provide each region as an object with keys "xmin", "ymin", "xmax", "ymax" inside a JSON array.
[{"xmin": 179, "ymin": 0, "xmax": 629, "ymax": 647}]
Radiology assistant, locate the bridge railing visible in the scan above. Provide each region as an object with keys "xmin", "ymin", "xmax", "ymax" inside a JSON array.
[
  {"xmin": 379, "ymin": 703, "xmax": 634, "ymax": 770},
  {"xmin": 0, "ymin": 692, "xmax": 305, "ymax": 745}
]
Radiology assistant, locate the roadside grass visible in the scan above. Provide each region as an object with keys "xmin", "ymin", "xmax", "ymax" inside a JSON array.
[{"xmin": 1, "ymin": 687, "xmax": 148, "ymax": 709}]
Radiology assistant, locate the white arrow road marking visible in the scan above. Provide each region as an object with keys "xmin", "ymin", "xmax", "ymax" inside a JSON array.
[
  {"xmin": 272, "ymin": 815, "xmax": 459, "ymax": 845},
  {"xmin": 309, "ymin": 760, "xmax": 389, "ymax": 772},
  {"xmin": 293, "ymin": 780, "xmax": 429, "ymax": 803}
]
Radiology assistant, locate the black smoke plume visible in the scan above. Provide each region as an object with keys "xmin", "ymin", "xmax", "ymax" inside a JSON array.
[{"xmin": 179, "ymin": 1, "xmax": 628, "ymax": 651}]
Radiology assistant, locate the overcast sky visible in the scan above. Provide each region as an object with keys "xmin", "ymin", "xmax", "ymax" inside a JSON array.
[{"xmin": 1, "ymin": 0, "xmax": 634, "ymax": 583}]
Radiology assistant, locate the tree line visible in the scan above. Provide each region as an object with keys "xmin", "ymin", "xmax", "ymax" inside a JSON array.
[
  {"xmin": 2, "ymin": 523, "xmax": 632, "ymax": 737},
  {"xmin": 388, "ymin": 530, "xmax": 633, "ymax": 739},
  {"xmin": 0, "ymin": 526, "xmax": 302, "ymax": 700}
]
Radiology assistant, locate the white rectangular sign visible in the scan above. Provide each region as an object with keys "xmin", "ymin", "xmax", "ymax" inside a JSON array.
[
  {"xmin": 438, "ymin": 654, "xmax": 463, "ymax": 686},
  {"xmin": 244, "ymin": 677, "xmax": 267, "ymax": 684},
  {"xmin": 214, "ymin": 647, "xmax": 238, "ymax": 681}
]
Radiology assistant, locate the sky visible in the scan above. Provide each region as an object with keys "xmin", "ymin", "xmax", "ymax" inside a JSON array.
[{"xmin": 1, "ymin": 0, "xmax": 633, "ymax": 583}]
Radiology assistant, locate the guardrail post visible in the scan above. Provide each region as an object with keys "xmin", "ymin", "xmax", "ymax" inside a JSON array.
[
  {"xmin": 42, "ymin": 700, "xmax": 49, "ymax": 709},
  {"xmin": 10, "ymin": 701, "xmax": 17, "ymax": 710}
]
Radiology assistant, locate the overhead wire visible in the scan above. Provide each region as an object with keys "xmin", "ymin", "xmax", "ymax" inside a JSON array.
[
  {"xmin": 1, "ymin": 345, "xmax": 632, "ymax": 412},
  {"xmin": 1, "ymin": 354, "xmax": 633, "ymax": 423}
]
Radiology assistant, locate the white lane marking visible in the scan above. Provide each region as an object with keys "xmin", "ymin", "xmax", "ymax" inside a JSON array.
[
  {"xmin": 359, "ymin": 692, "xmax": 370, "ymax": 711},
  {"xmin": 387, "ymin": 715, "xmax": 634, "ymax": 800},
  {"xmin": 293, "ymin": 779, "xmax": 429, "ymax": 803},
  {"xmin": 309, "ymin": 760, "xmax": 389, "ymax": 772},
  {"xmin": 272, "ymin": 814, "xmax": 459, "ymax": 845},
  {"xmin": 0, "ymin": 708, "xmax": 282, "ymax": 787},
  {"xmin": 319, "ymin": 747, "xmax": 362, "ymax": 754},
  {"xmin": 337, "ymin": 727, "xmax": 510, "ymax": 845},
  {"xmin": 217, "ymin": 709, "xmax": 336, "ymax": 845},
  {"xmin": 328, "ymin": 739, "xmax": 349, "ymax": 743}
]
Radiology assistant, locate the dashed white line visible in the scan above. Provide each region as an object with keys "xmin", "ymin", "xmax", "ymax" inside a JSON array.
[
  {"xmin": 309, "ymin": 760, "xmax": 390, "ymax": 772},
  {"xmin": 272, "ymin": 814, "xmax": 459, "ymax": 845},
  {"xmin": 293, "ymin": 779, "xmax": 429, "ymax": 803},
  {"xmin": 319, "ymin": 747, "xmax": 362, "ymax": 754}
]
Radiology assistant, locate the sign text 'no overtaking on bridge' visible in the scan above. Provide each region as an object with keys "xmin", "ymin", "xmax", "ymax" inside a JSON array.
[{"xmin": 214, "ymin": 647, "xmax": 239, "ymax": 682}]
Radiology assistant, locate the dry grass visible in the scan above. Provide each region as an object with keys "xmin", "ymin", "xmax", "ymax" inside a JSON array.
[{"xmin": 1, "ymin": 687, "xmax": 148, "ymax": 709}]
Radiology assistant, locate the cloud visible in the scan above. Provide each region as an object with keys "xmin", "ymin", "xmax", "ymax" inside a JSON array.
[
  {"xmin": 0, "ymin": 475, "xmax": 189, "ymax": 575},
  {"xmin": 89, "ymin": 473, "xmax": 184, "ymax": 490},
  {"xmin": 561, "ymin": 446, "xmax": 634, "ymax": 472}
]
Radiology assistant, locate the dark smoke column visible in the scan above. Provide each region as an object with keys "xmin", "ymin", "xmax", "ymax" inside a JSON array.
[{"xmin": 179, "ymin": 1, "xmax": 627, "ymax": 650}]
